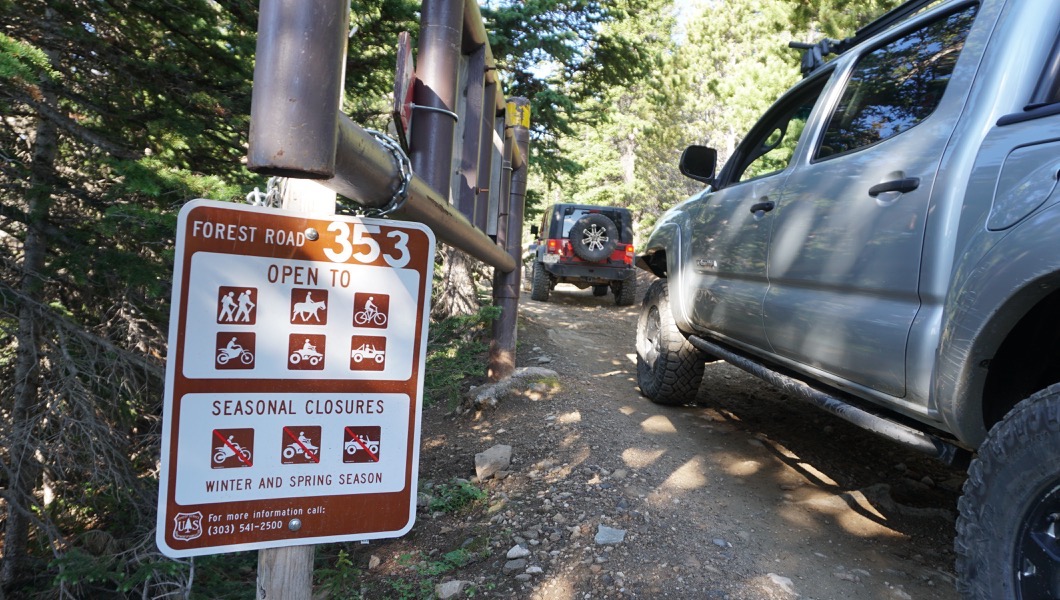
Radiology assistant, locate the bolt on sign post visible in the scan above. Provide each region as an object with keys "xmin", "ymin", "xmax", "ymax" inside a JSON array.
[{"xmin": 156, "ymin": 199, "xmax": 435, "ymax": 557}]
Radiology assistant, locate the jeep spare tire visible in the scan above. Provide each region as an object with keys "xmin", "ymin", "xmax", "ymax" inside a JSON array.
[{"xmin": 569, "ymin": 213, "xmax": 617, "ymax": 262}]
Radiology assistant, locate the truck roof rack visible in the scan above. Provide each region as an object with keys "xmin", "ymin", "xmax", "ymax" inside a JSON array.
[{"xmin": 790, "ymin": 0, "xmax": 937, "ymax": 77}]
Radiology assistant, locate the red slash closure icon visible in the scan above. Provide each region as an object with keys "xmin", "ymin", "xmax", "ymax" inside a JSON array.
[
  {"xmin": 281, "ymin": 426, "xmax": 321, "ymax": 464},
  {"xmin": 212, "ymin": 429, "xmax": 253, "ymax": 468},
  {"xmin": 343, "ymin": 426, "xmax": 381, "ymax": 463}
]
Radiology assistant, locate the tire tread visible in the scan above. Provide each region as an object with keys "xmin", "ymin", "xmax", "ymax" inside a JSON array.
[
  {"xmin": 636, "ymin": 279, "xmax": 704, "ymax": 405},
  {"xmin": 955, "ymin": 383, "xmax": 1060, "ymax": 599}
]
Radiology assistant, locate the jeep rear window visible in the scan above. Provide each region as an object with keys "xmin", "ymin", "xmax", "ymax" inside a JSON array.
[
  {"xmin": 816, "ymin": 4, "xmax": 978, "ymax": 159},
  {"xmin": 560, "ymin": 208, "xmax": 614, "ymax": 238}
]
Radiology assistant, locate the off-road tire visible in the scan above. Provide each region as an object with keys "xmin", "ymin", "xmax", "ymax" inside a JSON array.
[
  {"xmin": 592, "ymin": 285, "xmax": 608, "ymax": 297},
  {"xmin": 530, "ymin": 262, "xmax": 550, "ymax": 302},
  {"xmin": 636, "ymin": 278, "xmax": 704, "ymax": 405},
  {"xmin": 569, "ymin": 213, "xmax": 618, "ymax": 262},
  {"xmin": 614, "ymin": 278, "xmax": 637, "ymax": 306},
  {"xmin": 955, "ymin": 383, "xmax": 1060, "ymax": 599}
]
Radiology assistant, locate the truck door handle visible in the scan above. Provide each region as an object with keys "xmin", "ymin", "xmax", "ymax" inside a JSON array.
[
  {"xmin": 868, "ymin": 177, "xmax": 920, "ymax": 197},
  {"xmin": 749, "ymin": 201, "xmax": 776, "ymax": 214}
]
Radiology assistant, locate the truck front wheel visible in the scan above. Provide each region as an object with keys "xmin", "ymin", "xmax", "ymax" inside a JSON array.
[
  {"xmin": 956, "ymin": 383, "xmax": 1060, "ymax": 599},
  {"xmin": 635, "ymin": 278, "xmax": 703, "ymax": 405}
]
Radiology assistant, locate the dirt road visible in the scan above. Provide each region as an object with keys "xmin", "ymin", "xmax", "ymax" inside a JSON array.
[{"xmin": 350, "ymin": 277, "xmax": 967, "ymax": 599}]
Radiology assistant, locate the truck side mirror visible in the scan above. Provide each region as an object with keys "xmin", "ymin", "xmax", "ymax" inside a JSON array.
[
  {"xmin": 530, "ymin": 224, "xmax": 539, "ymax": 237},
  {"xmin": 679, "ymin": 145, "xmax": 718, "ymax": 185}
]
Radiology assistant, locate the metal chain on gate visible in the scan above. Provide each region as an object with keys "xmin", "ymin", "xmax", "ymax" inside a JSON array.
[
  {"xmin": 245, "ymin": 176, "xmax": 283, "ymax": 208},
  {"xmin": 245, "ymin": 131, "xmax": 410, "ymax": 217},
  {"xmin": 339, "ymin": 129, "xmax": 413, "ymax": 218}
]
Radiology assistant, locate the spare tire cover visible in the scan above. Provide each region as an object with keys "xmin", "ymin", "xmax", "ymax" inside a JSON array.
[{"xmin": 569, "ymin": 213, "xmax": 618, "ymax": 262}]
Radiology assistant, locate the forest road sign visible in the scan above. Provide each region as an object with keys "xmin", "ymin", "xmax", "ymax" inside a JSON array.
[{"xmin": 156, "ymin": 199, "xmax": 435, "ymax": 557}]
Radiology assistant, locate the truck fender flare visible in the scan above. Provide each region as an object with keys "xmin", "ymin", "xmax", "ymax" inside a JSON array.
[{"xmin": 937, "ymin": 202, "xmax": 1060, "ymax": 446}]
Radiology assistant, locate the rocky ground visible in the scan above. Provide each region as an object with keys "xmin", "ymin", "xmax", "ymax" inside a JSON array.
[{"xmin": 338, "ymin": 274, "xmax": 968, "ymax": 599}]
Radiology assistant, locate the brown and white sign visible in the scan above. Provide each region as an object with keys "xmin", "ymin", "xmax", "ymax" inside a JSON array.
[{"xmin": 157, "ymin": 199, "xmax": 435, "ymax": 557}]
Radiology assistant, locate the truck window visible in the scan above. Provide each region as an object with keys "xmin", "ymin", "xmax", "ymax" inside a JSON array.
[
  {"xmin": 733, "ymin": 77, "xmax": 828, "ymax": 183},
  {"xmin": 815, "ymin": 4, "xmax": 978, "ymax": 159}
]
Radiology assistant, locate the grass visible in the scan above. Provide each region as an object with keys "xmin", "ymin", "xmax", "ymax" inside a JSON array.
[
  {"xmin": 424, "ymin": 304, "xmax": 501, "ymax": 408},
  {"xmin": 426, "ymin": 478, "xmax": 488, "ymax": 514}
]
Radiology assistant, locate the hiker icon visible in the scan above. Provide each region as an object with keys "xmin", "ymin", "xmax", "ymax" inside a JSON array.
[
  {"xmin": 218, "ymin": 291, "xmax": 237, "ymax": 322},
  {"xmin": 234, "ymin": 289, "xmax": 256, "ymax": 322},
  {"xmin": 217, "ymin": 287, "xmax": 257, "ymax": 324}
]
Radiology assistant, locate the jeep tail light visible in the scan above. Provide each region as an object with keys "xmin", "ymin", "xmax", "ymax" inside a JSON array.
[
  {"xmin": 624, "ymin": 244, "xmax": 635, "ymax": 264},
  {"xmin": 546, "ymin": 239, "xmax": 560, "ymax": 253}
]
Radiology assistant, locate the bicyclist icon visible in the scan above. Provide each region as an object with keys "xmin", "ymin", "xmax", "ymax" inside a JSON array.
[{"xmin": 353, "ymin": 292, "xmax": 389, "ymax": 329}]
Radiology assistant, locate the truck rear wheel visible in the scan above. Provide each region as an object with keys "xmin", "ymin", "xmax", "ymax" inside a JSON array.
[
  {"xmin": 530, "ymin": 262, "xmax": 550, "ymax": 302},
  {"xmin": 956, "ymin": 383, "xmax": 1060, "ymax": 599},
  {"xmin": 635, "ymin": 278, "xmax": 703, "ymax": 405}
]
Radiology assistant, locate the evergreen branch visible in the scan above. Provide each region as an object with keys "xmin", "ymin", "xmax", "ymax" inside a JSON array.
[{"xmin": 0, "ymin": 87, "xmax": 139, "ymax": 160}]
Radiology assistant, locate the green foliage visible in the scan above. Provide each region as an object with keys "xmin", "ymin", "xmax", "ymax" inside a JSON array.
[
  {"xmin": 0, "ymin": 0, "xmax": 260, "ymax": 594},
  {"xmin": 394, "ymin": 548, "xmax": 477, "ymax": 597},
  {"xmin": 550, "ymin": 0, "xmax": 907, "ymax": 241},
  {"xmin": 427, "ymin": 479, "xmax": 488, "ymax": 514},
  {"xmin": 485, "ymin": 0, "xmax": 665, "ymax": 184},
  {"xmin": 424, "ymin": 304, "xmax": 502, "ymax": 407},
  {"xmin": 50, "ymin": 546, "xmax": 189, "ymax": 597},
  {"xmin": 0, "ymin": 32, "xmax": 56, "ymax": 84},
  {"xmin": 316, "ymin": 549, "xmax": 362, "ymax": 600},
  {"xmin": 190, "ymin": 553, "xmax": 257, "ymax": 600},
  {"xmin": 315, "ymin": 543, "xmax": 481, "ymax": 600},
  {"xmin": 345, "ymin": 0, "xmax": 421, "ymax": 124}
]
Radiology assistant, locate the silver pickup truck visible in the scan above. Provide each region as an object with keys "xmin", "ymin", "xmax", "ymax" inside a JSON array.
[{"xmin": 634, "ymin": 0, "xmax": 1060, "ymax": 597}]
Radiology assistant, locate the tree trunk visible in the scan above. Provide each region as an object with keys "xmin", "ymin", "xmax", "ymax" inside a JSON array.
[
  {"xmin": 0, "ymin": 64, "xmax": 58, "ymax": 589},
  {"xmin": 431, "ymin": 246, "xmax": 480, "ymax": 321}
]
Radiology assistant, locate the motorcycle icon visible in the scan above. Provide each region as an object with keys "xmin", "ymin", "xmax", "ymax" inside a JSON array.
[
  {"xmin": 344, "ymin": 435, "xmax": 380, "ymax": 456},
  {"xmin": 213, "ymin": 440, "xmax": 252, "ymax": 464},
  {"xmin": 351, "ymin": 344, "xmax": 385, "ymax": 364},
  {"xmin": 282, "ymin": 438, "xmax": 319, "ymax": 459},
  {"xmin": 289, "ymin": 347, "xmax": 323, "ymax": 366},
  {"xmin": 217, "ymin": 345, "xmax": 254, "ymax": 365}
]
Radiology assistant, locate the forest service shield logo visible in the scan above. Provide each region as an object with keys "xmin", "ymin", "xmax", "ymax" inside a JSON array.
[{"xmin": 172, "ymin": 512, "xmax": 203, "ymax": 542}]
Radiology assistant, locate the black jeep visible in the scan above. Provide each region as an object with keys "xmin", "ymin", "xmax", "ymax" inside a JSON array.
[{"xmin": 528, "ymin": 203, "xmax": 636, "ymax": 305}]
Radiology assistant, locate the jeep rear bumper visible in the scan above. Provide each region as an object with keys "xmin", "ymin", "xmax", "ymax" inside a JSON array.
[{"xmin": 542, "ymin": 261, "xmax": 635, "ymax": 284}]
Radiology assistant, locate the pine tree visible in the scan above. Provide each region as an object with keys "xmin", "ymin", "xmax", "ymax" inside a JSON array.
[{"xmin": 0, "ymin": 0, "xmax": 257, "ymax": 592}]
